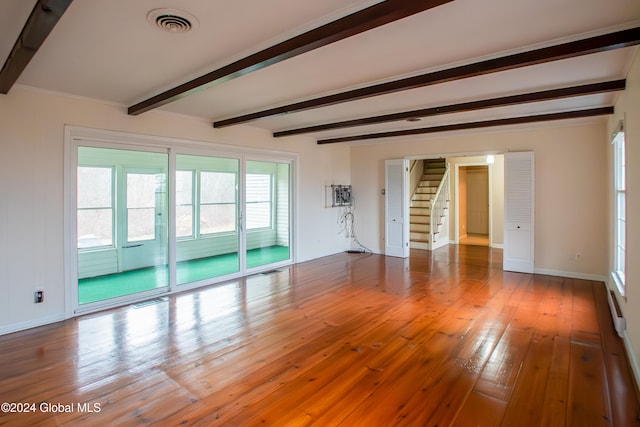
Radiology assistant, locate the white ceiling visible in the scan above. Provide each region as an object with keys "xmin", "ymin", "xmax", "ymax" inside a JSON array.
[{"xmin": 3, "ymin": 0, "xmax": 640, "ymax": 143}]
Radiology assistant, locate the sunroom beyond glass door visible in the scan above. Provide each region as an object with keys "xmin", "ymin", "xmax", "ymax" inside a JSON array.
[
  {"xmin": 77, "ymin": 147, "xmax": 168, "ymax": 305},
  {"xmin": 245, "ymin": 160, "xmax": 290, "ymax": 270},
  {"xmin": 176, "ymin": 154, "xmax": 240, "ymax": 285}
]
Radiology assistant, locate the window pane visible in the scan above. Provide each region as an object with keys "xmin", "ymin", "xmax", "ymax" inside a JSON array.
[
  {"xmin": 176, "ymin": 205, "xmax": 193, "ymax": 238},
  {"xmin": 127, "ymin": 174, "xmax": 156, "ymax": 208},
  {"xmin": 78, "ymin": 208, "xmax": 112, "ymax": 248},
  {"xmin": 201, "ymin": 172, "xmax": 236, "ymax": 204},
  {"xmin": 620, "ymin": 134, "xmax": 625, "ymax": 189},
  {"xmin": 618, "ymin": 193, "xmax": 625, "ymax": 220},
  {"xmin": 612, "ymin": 130, "xmax": 626, "ymax": 294},
  {"xmin": 247, "ymin": 202, "xmax": 271, "ymax": 229},
  {"xmin": 176, "ymin": 170, "xmax": 193, "ymax": 205},
  {"xmin": 128, "ymin": 208, "xmax": 155, "ymax": 241},
  {"xmin": 246, "ymin": 173, "xmax": 271, "ymax": 230},
  {"xmin": 78, "ymin": 167, "xmax": 112, "ymax": 209},
  {"xmin": 77, "ymin": 166, "xmax": 113, "ymax": 249},
  {"xmin": 246, "ymin": 174, "xmax": 271, "ymax": 202},
  {"xmin": 200, "ymin": 204, "xmax": 235, "ymax": 234}
]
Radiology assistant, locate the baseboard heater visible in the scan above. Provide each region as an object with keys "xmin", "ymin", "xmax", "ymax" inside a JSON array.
[{"xmin": 608, "ymin": 289, "xmax": 626, "ymax": 338}]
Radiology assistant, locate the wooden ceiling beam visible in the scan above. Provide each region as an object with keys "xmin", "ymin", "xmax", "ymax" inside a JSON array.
[
  {"xmin": 214, "ymin": 27, "xmax": 640, "ymax": 128},
  {"xmin": 128, "ymin": 0, "xmax": 453, "ymax": 115},
  {"xmin": 0, "ymin": 0, "xmax": 73, "ymax": 94},
  {"xmin": 316, "ymin": 107, "xmax": 614, "ymax": 144},
  {"xmin": 274, "ymin": 79, "xmax": 625, "ymax": 137}
]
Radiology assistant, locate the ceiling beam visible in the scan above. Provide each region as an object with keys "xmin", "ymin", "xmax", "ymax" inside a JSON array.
[
  {"xmin": 316, "ymin": 107, "xmax": 614, "ymax": 144},
  {"xmin": 274, "ymin": 79, "xmax": 625, "ymax": 137},
  {"xmin": 128, "ymin": 0, "xmax": 453, "ymax": 116},
  {"xmin": 0, "ymin": 0, "xmax": 73, "ymax": 94},
  {"xmin": 214, "ymin": 26, "xmax": 640, "ymax": 128}
]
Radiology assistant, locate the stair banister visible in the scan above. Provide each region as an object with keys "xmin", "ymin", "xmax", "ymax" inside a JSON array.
[{"xmin": 429, "ymin": 166, "xmax": 450, "ymax": 248}]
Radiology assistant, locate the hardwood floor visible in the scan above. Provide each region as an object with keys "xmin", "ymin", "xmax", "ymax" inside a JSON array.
[
  {"xmin": 0, "ymin": 245, "xmax": 638, "ymax": 426},
  {"xmin": 459, "ymin": 233, "xmax": 490, "ymax": 246}
]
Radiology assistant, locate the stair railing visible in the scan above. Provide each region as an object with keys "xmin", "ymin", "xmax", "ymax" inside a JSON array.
[{"xmin": 429, "ymin": 166, "xmax": 450, "ymax": 248}]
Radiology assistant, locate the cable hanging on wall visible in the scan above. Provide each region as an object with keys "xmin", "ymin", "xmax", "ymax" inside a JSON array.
[{"xmin": 336, "ymin": 193, "xmax": 373, "ymax": 254}]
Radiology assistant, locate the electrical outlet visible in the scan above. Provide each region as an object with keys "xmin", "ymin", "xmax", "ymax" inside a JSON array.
[
  {"xmin": 574, "ymin": 252, "xmax": 583, "ymax": 262},
  {"xmin": 35, "ymin": 290, "xmax": 44, "ymax": 303}
]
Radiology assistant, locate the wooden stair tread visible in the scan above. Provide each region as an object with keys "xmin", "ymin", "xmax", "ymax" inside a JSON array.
[{"xmin": 410, "ymin": 160, "xmax": 449, "ymax": 248}]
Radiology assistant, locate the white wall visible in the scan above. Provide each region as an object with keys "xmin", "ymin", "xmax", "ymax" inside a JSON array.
[
  {"xmin": 608, "ymin": 47, "xmax": 640, "ymax": 386},
  {"xmin": 350, "ymin": 120, "xmax": 609, "ymax": 280},
  {"xmin": 0, "ymin": 86, "xmax": 351, "ymax": 334}
]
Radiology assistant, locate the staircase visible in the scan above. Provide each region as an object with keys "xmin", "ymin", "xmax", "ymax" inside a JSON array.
[{"xmin": 410, "ymin": 159, "xmax": 449, "ymax": 250}]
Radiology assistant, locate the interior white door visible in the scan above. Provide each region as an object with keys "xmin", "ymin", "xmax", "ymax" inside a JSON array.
[
  {"xmin": 503, "ymin": 152, "xmax": 535, "ymax": 273},
  {"xmin": 385, "ymin": 159, "xmax": 409, "ymax": 258}
]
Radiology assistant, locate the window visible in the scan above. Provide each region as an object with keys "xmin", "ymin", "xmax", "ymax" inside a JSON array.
[
  {"xmin": 246, "ymin": 173, "xmax": 272, "ymax": 230},
  {"xmin": 176, "ymin": 170, "xmax": 194, "ymax": 238},
  {"xmin": 77, "ymin": 166, "xmax": 113, "ymax": 249},
  {"xmin": 612, "ymin": 124, "xmax": 626, "ymax": 295},
  {"xmin": 200, "ymin": 171, "xmax": 236, "ymax": 234}
]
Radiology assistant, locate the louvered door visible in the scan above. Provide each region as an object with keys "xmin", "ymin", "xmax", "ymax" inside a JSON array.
[{"xmin": 503, "ymin": 151, "xmax": 535, "ymax": 273}]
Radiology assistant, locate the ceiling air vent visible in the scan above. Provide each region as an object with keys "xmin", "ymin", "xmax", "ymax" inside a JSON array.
[{"xmin": 147, "ymin": 8, "xmax": 198, "ymax": 33}]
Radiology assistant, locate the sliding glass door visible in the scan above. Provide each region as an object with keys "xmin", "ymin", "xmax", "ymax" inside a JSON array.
[
  {"xmin": 244, "ymin": 160, "xmax": 291, "ymax": 270},
  {"xmin": 77, "ymin": 147, "xmax": 168, "ymax": 305},
  {"xmin": 175, "ymin": 154, "xmax": 240, "ymax": 285},
  {"xmin": 71, "ymin": 131, "xmax": 294, "ymax": 311}
]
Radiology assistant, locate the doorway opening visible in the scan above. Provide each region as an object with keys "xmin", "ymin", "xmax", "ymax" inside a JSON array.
[
  {"xmin": 451, "ymin": 155, "xmax": 503, "ymax": 249},
  {"xmin": 458, "ymin": 165, "xmax": 490, "ymax": 246}
]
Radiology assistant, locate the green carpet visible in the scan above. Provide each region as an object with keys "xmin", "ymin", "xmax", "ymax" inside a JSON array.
[{"xmin": 78, "ymin": 245, "xmax": 289, "ymax": 305}]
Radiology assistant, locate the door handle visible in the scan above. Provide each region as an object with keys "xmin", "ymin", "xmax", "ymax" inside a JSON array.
[{"xmin": 123, "ymin": 244, "xmax": 144, "ymax": 248}]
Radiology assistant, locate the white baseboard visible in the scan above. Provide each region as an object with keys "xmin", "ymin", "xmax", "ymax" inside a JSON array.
[
  {"xmin": 0, "ymin": 313, "xmax": 66, "ymax": 337},
  {"xmin": 533, "ymin": 268, "xmax": 607, "ymax": 282},
  {"xmin": 431, "ymin": 238, "xmax": 448, "ymax": 250},
  {"xmin": 298, "ymin": 246, "xmax": 382, "ymax": 263},
  {"xmin": 622, "ymin": 331, "xmax": 640, "ymax": 393}
]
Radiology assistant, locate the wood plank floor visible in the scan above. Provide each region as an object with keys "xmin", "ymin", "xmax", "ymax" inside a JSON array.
[{"xmin": 0, "ymin": 245, "xmax": 639, "ymax": 426}]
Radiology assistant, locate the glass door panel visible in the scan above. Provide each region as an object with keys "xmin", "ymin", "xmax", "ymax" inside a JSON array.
[
  {"xmin": 176, "ymin": 154, "xmax": 240, "ymax": 285},
  {"xmin": 245, "ymin": 160, "xmax": 290, "ymax": 270},
  {"xmin": 76, "ymin": 147, "xmax": 168, "ymax": 305},
  {"xmin": 121, "ymin": 169, "xmax": 168, "ymax": 273}
]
